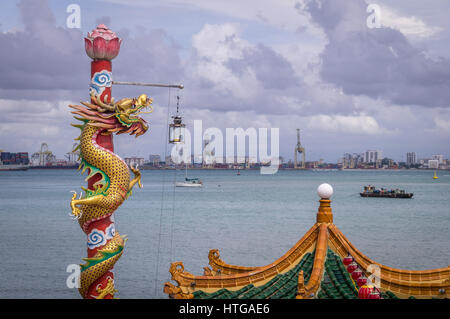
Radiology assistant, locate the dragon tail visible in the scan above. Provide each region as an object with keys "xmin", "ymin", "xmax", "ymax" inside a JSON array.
[{"xmin": 79, "ymin": 233, "xmax": 127, "ymax": 299}]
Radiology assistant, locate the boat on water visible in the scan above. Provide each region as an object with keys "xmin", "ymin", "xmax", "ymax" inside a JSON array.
[
  {"xmin": 0, "ymin": 164, "xmax": 29, "ymax": 171},
  {"xmin": 175, "ymin": 177, "xmax": 203, "ymax": 187},
  {"xmin": 360, "ymin": 185, "xmax": 413, "ymax": 198},
  {"xmin": 1, "ymin": 151, "xmax": 29, "ymax": 171},
  {"xmin": 175, "ymin": 163, "xmax": 203, "ymax": 187}
]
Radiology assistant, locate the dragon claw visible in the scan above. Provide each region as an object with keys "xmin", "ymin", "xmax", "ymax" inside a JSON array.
[{"xmin": 70, "ymin": 191, "xmax": 82, "ymax": 220}]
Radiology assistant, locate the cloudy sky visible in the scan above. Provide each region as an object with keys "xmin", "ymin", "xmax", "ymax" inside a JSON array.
[{"xmin": 1, "ymin": 0, "xmax": 450, "ymax": 162}]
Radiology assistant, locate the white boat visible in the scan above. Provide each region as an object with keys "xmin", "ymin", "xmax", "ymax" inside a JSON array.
[
  {"xmin": 175, "ymin": 163, "xmax": 203, "ymax": 187},
  {"xmin": 175, "ymin": 178, "xmax": 203, "ymax": 187}
]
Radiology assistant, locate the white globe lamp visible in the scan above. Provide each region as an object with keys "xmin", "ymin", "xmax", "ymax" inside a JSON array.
[{"xmin": 317, "ymin": 183, "xmax": 333, "ymax": 199}]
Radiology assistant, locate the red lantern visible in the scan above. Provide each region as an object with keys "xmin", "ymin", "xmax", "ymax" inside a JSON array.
[
  {"xmin": 358, "ymin": 285, "xmax": 373, "ymax": 299},
  {"xmin": 357, "ymin": 276, "xmax": 368, "ymax": 287},
  {"xmin": 352, "ymin": 269, "xmax": 363, "ymax": 280},
  {"xmin": 343, "ymin": 255, "xmax": 353, "ymax": 266},
  {"xmin": 347, "ymin": 262, "xmax": 358, "ymax": 273},
  {"xmin": 369, "ymin": 290, "xmax": 381, "ymax": 299}
]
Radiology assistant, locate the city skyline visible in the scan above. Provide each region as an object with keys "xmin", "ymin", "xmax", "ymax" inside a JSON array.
[
  {"xmin": 7, "ymin": 139, "xmax": 450, "ymax": 166},
  {"xmin": 12, "ymin": 141, "xmax": 448, "ymax": 169},
  {"xmin": 1, "ymin": 0, "xmax": 450, "ymax": 162}
]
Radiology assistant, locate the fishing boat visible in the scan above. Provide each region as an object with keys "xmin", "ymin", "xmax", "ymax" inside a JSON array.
[{"xmin": 360, "ymin": 185, "xmax": 413, "ymax": 198}]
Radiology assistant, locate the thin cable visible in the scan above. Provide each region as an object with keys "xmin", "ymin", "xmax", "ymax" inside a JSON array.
[
  {"xmin": 169, "ymin": 95, "xmax": 182, "ymax": 263},
  {"xmin": 154, "ymin": 87, "xmax": 171, "ymax": 297},
  {"xmin": 169, "ymin": 153, "xmax": 177, "ymax": 263}
]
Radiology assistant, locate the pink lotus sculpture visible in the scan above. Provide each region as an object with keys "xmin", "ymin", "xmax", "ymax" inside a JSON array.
[{"xmin": 85, "ymin": 24, "xmax": 121, "ymax": 60}]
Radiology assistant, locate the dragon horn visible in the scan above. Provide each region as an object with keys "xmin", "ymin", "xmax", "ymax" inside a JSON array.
[{"xmin": 93, "ymin": 93, "xmax": 116, "ymax": 112}]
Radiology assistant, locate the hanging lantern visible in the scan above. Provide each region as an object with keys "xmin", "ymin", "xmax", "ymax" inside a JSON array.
[
  {"xmin": 351, "ymin": 268, "xmax": 363, "ymax": 280},
  {"xmin": 357, "ymin": 276, "xmax": 368, "ymax": 287},
  {"xmin": 168, "ymin": 95, "xmax": 185, "ymax": 144},
  {"xmin": 358, "ymin": 285, "xmax": 374, "ymax": 299},
  {"xmin": 369, "ymin": 289, "xmax": 381, "ymax": 299},
  {"xmin": 169, "ymin": 115, "xmax": 185, "ymax": 144},
  {"xmin": 347, "ymin": 262, "xmax": 358, "ymax": 273},
  {"xmin": 343, "ymin": 254, "xmax": 353, "ymax": 266}
]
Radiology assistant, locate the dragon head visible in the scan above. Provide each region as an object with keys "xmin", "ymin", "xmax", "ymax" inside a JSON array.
[{"xmin": 69, "ymin": 93, "xmax": 153, "ymax": 137}]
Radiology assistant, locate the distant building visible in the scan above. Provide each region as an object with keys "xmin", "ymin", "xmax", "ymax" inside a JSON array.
[
  {"xmin": 149, "ymin": 154, "xmax": 161, "ymax": 165},
  {"xmin": 124, "ymin": 157, "xmax": 145, "ymax": 167},
  {"xmin": 364, "ymin": 150, "xmax": 382, "ymax": 164},
  {"xmin": 428, "ymin": 159, "xmax": 439, "ymax": 169},
  {"xmin": 431, "ymin": 155, "xmax": 445, "ymax": 164},
  {"xmin": 165, "ymin": 155, "xmax": 171, "ymax": 165},
  {"xmin": 406, "ymin": 152, "xmax": 417, "ymax": 165},
  {"xmin": 342, "ymin": 153, "xmax": 364, "ymax": 169}
]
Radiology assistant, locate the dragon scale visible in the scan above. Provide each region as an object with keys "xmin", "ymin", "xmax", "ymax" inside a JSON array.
[{"xmin": 77, "ymin": 125, "xmax": 130, "ymax": 231}]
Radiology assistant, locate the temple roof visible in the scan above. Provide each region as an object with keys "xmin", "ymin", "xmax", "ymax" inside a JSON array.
[{"xmin": 163, "ymin": 185, "xmax": 450, "ymax": 299}]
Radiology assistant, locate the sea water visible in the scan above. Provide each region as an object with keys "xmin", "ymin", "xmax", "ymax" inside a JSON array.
[{"xmin": 0, "ymin": 169, "xmax": 449, "ymax": 298}]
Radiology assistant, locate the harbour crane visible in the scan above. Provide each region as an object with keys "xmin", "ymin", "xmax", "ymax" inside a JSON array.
[
  {"xmin": 31, "ymin": 142, "xmax": 55, "ymax": 166},
  {"xmin": 294, "ymin": 129, "xmax": 305, "ymax": 169}
]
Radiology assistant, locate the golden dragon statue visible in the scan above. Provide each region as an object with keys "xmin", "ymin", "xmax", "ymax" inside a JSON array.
[{"xmin": 69, "ymin": 93, "xmax": 152, "ymax": 298}]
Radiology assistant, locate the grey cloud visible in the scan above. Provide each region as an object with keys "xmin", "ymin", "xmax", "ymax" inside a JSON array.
[
  {"xmin": 0, "ymin": 0, "xmax": 184, "ymax": 102},
  {"xmin": 96, "ymin": 16, "xmax": 112, "ymax": 26},
  {"xmin": 0, "ymin": 0, "xmax": 86, "ymax": 98},
  {"xmin": 185, "ymin": 39, "xmax": 311, "ymax": 116},
  {"xmin": 299, "ymin": 0, "xmax": 450, "ymax": 108},
  {"xmin": 227, "ymin": 43, "xmax": 300, "ymax": 90},
  {"xmin": 114, "ymin": 28, "xmax": 183, "ymax": 85}
]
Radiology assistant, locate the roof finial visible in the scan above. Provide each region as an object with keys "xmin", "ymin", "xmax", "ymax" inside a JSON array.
[{"xmin": 317, "ymin": 183, "xmax": 333, "ymax": 223}]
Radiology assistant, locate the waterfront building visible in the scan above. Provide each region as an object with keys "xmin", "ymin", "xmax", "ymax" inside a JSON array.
[
  {"xmin": 428, "ymin": 159, "xmax": 439, "ymax": 169},
  {"xmin": 165, "ymin": 155, "xmax": 173, "ymax": 166},
  {"xmin": 432, "ymin": 155, "xmax": 445, "ymax": 164},
  {"xmin": 164, "ymin": 184, "xmax": 449, "ymax": 299},
  {"xmin": 406, "ymin": 152, "xmax": 417, "ymax": 165},
  {"xmin": 124, "ymin": 157, "xmax": 145, "ymax": 167},
  {"xmin": 342, "ymin": 153, "xmax": 364, "ymax": 169},
  {"xmin": 149, "ymin": 154, "xmax": 161, "ymax": 166},
  {"xmin": 364, "ymin": 150, "xmax": 382, "ymax": 164}
]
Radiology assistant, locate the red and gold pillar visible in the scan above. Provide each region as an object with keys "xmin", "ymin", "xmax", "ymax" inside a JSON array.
[{"xmin": 83, "ymin": 24, "xmax": 121, "ymax": 299}]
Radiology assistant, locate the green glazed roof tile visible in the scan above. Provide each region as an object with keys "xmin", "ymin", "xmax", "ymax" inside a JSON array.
[{"xmin": 192, "ymin": 251, "xmax": 314, "ymax": 299}]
